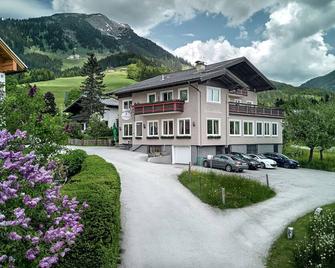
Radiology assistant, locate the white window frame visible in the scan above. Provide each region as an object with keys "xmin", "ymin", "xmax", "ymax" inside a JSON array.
[
  {"xmin": 235, "ymin": 99, "xmax": 242, "ymax": 103},
  {"xmin": 135, "ymin": 121, "xmax": 143, "ymax": 138},
  {"xmin": 160, "ymin": 90, "xmax": 174, "ymax": 101},
  {"xmin": 243, "ymin": 120, "xmax": 254, "ymax": 136},
  {"xmin": 272, "ymin": 122, "xmax": 279, "ymax": 137},
  {"xmin": 147, "ymin": 93, "xmax": 156, "ymax": 103},
  {"xmin": 161, "ymin": 119, "xmax": 174, "ymax": 137},
  {"xmin": 207, "ymin": 118, "xmax": 221, "ymax": 137},
  {"xmin": 229, "ymin": 119, "xmax": 241, "ymax": 136},
  {"xmin": 207, "ymin": 86, "xmax": 221, "ymax": 103},
  {"xmin": 256, "ymin": 121, "xmax": 263, "ymax": 136},
  {"xmin": 178, "ymin": 87, "xmax": 189, "ymax": 102},
  {"xmin": 122, "ymin": 99, "xmax": 132, "ymax": 111},
  {"xmin": 264, "ymin": 122, "xmax": 271, "ymax": 136},
  {"xmin": 147, "ymin": 120, "xmax": 159, "ymax": 137},
  {"xmin": 246, "ymin": 100, "xmax": 253, "ymax": 104},
  {"xmin": 177, "ymin": 118, "xmax": 191, "ymax": 136},
  {"xmin": 122, "ymin": 123, "xmax": 133, "ymax": 138}
]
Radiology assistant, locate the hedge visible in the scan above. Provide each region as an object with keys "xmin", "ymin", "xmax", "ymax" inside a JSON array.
[{"xmin": 58, "ymin": 155, "xmax": 121, "ymax": 268}]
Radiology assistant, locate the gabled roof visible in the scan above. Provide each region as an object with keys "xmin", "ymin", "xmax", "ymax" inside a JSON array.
[
  {"xmin": 112, "ymin": 57, "xmax": 275, "ymax": 96},
  {"xmin": 63, "ymin": 96, "xmax": 118, "ymax": 114},
  {"xmin": 0, "ymin": 38, "xmax": 28, "ymax": 74}
]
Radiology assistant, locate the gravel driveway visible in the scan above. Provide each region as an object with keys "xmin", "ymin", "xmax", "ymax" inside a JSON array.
[{"xmin": 76, "ymin": 147, "xmax": 335, "ymax": 268}]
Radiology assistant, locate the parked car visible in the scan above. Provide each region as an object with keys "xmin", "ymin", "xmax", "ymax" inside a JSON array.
[
  {"xmin": 248, "ymin": 154, "xmax": 277, "ymax": 169},
  {"xmin": 203, "ymin": 154, "xmax": 248, "ymax": 172},
  {"xmin": 262, "ymin": 152, "xmax": 300, "ymax": 168},
  {"xmin": 230, "ymin": 152, "xmax": 261, "ymax": 170}
]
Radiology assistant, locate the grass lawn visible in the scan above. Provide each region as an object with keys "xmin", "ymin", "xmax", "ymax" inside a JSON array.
[
  {"xmin": 178, "ymin": 170, "xmax": 275, "ymax": 209},
  {"xmin": 267, "ymin": 203, "xmax": 335, "ymax": 268},
  {"xmin": 34, "ymin": 70, "xmax": 135, "ymax": 110},
  {"xmin": 284, "ymin": 146, "xmax": 335, "ymax": 172},
  {"xmin": 60, "ymin": 155, "xmax": 121, "ymax": 268}
]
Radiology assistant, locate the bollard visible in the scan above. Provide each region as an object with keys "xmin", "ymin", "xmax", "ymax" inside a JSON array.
[
  {"xmin": 188, "ymin": 162, "xmax": 191, "ymax": 173},
  {"xmin": 221, "ymin": 188, "xmax": 225, "ymax": 205},
  {"xmin": 266, "ymin": 174, "xmax": 269, "ymax": 187},
  {"xmin": 287, "ymin": 227, "xmax": 294, "ymax": 239}
]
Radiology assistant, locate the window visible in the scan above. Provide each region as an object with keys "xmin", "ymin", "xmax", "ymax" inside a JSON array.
[
  {"xmin": 207, "ymin": 119, "xmax": 220, "ymax": 136},
  {"xmin": 178, "ymin": 88, "xmax": 189, "ymax": 102},
  {"xmin": 243, "ymin": 121, "xmax": 254, "ymax": 136},
  {"xmin": 160, "ymin": 90, "xmax": 173, "ymax": 101},
  {"xmin": 272, "ymin": 122, "xmax": 278, "ymax": 136},
  {"xmin": 229, "ymin": 120, "xmax": 241, "ymax": 136},
  {"xmin": 256, "ymin": 122, "xmax": 263, "ymax": 136},
  {"xmin": 178, "ymin": 118, "xmax": 191, "ymax": 136},
  {"xmin": 147, "ymin": 93, "xmax": 156, "ymax": 103},
  {"xmin": 246, "ymin": 101, "xmax": 253, "ymax": 104},
  {"xmin": 123, "ymin": 99, "xmax": 132, "ymax": 111},
  {"xmin": 135, "ymin": 121, "xmax": 143, "ymax": 137},
  {"xmin": 234, "ymin": 99, "xmax": 242, "ymax": 103},
  {"xmin": 148, "ymin": 121, "xmax": 159, "ymax": 137},
  {"xmin": 264, "ymin": 122, "xmax": 270, "ymax": 136},
  {"xmin": 123, "ymin": 123, "xmax": 132, "ymax": 137},
  {"xmin": 162, "ymin": 119, "xmax": 174, "ymax": 136},
  {"xmin": 207, "ymin": 86, "xmax": 221, "ymax": 103}
]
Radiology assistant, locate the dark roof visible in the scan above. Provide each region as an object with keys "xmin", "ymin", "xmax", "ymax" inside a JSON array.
[
  {"xmin": 111, "ymin": 57, "xmax": 275, "ymax": 96},
  {"xmin": 63, "ymin": 96, "xmax": 118, "ymax": 114}
]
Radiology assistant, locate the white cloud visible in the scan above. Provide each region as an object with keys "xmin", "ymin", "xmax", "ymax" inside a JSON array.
[
  {"xmin": 0, "ymin": 0, "xmax": 53, "ymax": 18},
  {"xmin": 236, "ymin": 26, "xmax": 248, "ymax": 40},
  {"xmin": 183, "ymin": 33, "xmax": 195, "ymax": 37},
  {"xmin": 174, "ymin": 1, "xmax": 335, "ymax": 85}
]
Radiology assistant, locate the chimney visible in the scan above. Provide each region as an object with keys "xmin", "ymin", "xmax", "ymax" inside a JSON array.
[
  {"xmin": 195, "ymin": 60, "xmax": 205, "ymax": 72},
  {"xmin": 161, "ymin": 74, "xmax": 165, "ymax": 81}
]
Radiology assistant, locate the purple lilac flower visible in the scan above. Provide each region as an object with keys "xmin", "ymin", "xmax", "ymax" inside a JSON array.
[
  {"xmin": 26, "ymin": 247, "xmax": 40, "ymax": 261},
  {"xmin": 0, "ymin": 255, "xmax": 7, "ymax": 263},
  {"xmin": 39, "ymin": 255, "xmax": 58, "ymax": 268},
  {"xmin": 8, "ymin": 232, "xmax": 22, "ymax": 241}
]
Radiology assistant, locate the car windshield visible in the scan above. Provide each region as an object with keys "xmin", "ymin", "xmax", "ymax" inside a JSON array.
[
  {"xmin": 278, "ymin": 153, "xmax": 289, "ymax": 159},
  {"xmin": 241, "ymin": 154, "xmax": 252, "ymax": 159},
  {"xmin": 230, "ymin": 156, "xmax": 242, "ymax": 161}
]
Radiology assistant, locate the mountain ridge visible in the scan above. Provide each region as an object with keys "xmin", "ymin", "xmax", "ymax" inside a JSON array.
[{"xmin": 300, "ymin": 69, "xmax": 335, "ymax": 90}]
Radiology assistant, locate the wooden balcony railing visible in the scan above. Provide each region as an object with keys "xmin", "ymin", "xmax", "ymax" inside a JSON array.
[
  {"xmin": 229, "ymin": 102, "xmax": 284, "ymax": 118},
  {"xmin": 228, "ymin": 88, "xmax": 248, "ymax": 96},
  {"xmin": 133, "ymin": 100, "xmax": 184, "ymax": 115}
]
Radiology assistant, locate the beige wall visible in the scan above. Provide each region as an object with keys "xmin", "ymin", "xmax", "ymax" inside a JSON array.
[{"xmin": 118, "ymin": 82, "xmax": 283, "ymax": 147}]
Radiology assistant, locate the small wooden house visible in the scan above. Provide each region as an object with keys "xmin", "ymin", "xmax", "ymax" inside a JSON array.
[{"xmin": 0, "ymin": 38, "xmax": 28, "ymax": 99}]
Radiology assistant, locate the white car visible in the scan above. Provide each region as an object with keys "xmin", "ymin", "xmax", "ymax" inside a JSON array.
[{"xmin": 248, "ymin": 154, "xmax": 277, "ymax": 169}]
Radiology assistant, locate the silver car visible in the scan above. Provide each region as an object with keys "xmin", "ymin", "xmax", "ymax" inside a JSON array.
[{"xmin": 203, "ymin": 154, "xmax": 249, "ymax": 172}]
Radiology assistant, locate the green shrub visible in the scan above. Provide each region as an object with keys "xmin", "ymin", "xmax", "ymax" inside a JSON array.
[
  {"xmin": 59, "ymin": 155, "xmax": 121, "ymax": 268},
  {"xmin": 178, "ymin": 171, "xmax": 275, "ymax": 209},
  {"xmin": 293, "ymin": 209, "xmax": 335, "ymax": 267},
  {"xmin": 60, "ymin": 149, "xmax": 87, "ymax": 178}
]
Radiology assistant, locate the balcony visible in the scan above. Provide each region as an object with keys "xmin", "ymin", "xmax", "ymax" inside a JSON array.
[
  {"xmin": 228, "ymin": 88, "xmax": 248, "ymax": 96},
  {"xmin": 133, "ymin": 100, "xmax": 184, "ymax": 115},
  {"xmin": 229, "ymin": 102, "xmax": 284, "ymax": 118}
]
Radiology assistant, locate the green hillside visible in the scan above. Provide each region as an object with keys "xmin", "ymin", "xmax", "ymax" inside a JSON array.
[
  {"xmin": 300, "ymin": 69, "xmax": 335, "ymax": 90},
  {"xmin": 34, "ymin": 70, "xmax": 135, "ymax": 110}
]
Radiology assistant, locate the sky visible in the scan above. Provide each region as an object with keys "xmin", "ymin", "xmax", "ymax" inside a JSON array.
[{"xmin": 1, "ymin": 0, "xmax": 335, "ymax": 85}]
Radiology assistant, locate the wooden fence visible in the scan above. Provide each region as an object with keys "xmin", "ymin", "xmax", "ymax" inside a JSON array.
[{"xmin": 68, "ymin": 138, "xmax": 115, "ymax": 146}]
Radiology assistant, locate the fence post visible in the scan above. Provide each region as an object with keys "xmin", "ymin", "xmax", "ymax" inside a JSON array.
[
  {"xmin": 188, "ymin": 162, "xmax": 191, "ymax": 173},
  {"xmin": 266, "ymin": 174, "xmax": 269, "ymax": 187},
  {"xmin": 221, "ymin": 188, "xmax": 225, "ymax": 205}
]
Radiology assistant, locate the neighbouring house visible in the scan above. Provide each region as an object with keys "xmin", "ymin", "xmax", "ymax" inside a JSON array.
[
  {"xmin": 112, "ymin": 57, "xmax": 284, "ymax": 164},
  {"xmin": 0, "ymin": 37, "xmax": 28, "ymax": 100},
  {"xmin": 64, "ymin": 96, "xmax": 119, "ymax": 130}
]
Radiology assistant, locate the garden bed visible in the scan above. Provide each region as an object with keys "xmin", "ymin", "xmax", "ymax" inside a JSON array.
[
  {"xmin": 178, "ymin": 170, "xmax": 275, "ymax": 209},
  {"xmin": 267, "ymin": 203, "xmax": 335, "ymax": 268},
  {"xmin": 59, "ymin": 155, "xmax": 121, "ymax": 268}
]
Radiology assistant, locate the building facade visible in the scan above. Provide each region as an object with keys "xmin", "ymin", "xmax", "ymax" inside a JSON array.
[
  {"xmin": 113, "ymin": 57, "xmax": 284, "ymax": 164},
  {"xmin": 0, "ymin": 38, "xmax": 28, "ymax": 100}
]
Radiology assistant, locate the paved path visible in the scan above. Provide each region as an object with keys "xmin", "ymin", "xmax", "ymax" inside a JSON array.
[{"xmin": 76, "ymin": 147, "xmax": 335, "ymax": 268}]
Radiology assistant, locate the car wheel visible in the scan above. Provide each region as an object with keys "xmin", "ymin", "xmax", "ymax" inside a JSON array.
[
  {"xmin": 225, "ymin": 165, "xmax": 232, "ymax": 172},
  {"xmin": 261, "ymin": 162, "xmax": 266, "ymax": 169},
  {"xmin": 284, "ymin": 163, "xmax": 290, "ymax": 168},
  {"xmin": 203, "ymin": 161, "xmax": 208, "ymax": 168}
]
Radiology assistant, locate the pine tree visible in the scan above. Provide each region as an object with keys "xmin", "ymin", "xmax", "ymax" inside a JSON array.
[
  {"xmin": 44, "ymin": 91, "xmax": 57, "ymax": 116},
  {"xmin": 80, "ymin": 54, "xmax": 105, "ymax": 119}
]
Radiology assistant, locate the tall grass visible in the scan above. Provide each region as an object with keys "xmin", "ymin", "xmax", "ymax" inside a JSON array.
[
  {"xmin": 178, "ymin": 170, "xmax": 275, "ymax": 209},
  {"xmin": 284, "ymin": 146, "xmax": 335, "ymax": 172}
]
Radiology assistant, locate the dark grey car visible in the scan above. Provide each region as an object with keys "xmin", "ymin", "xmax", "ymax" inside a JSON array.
[{"xmin": 203, "ymin": 154, "xmax": 249, "ymax": 172}]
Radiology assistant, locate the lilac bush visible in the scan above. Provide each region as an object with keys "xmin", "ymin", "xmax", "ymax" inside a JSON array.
[{"xmin": 0, "ymin": 130, "xmax": 88, "ymax": 268}]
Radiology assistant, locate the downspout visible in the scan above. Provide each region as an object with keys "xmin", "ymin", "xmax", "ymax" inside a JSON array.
[{"xmin": 189, "ymin": 82, "xmax": 201, "ymax": 163}]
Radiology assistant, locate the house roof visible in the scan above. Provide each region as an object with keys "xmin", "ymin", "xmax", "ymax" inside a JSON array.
[
  {"xmin": 63, "ymin": 96, "xmax": 118, "ymax": 114},
  {"xmin": 111, "ymin": 57, "xmax": 275, "ymax": 96},
  {"xmin": 0, "ymin": 38, "xmax": 28, "ymax": 74}
]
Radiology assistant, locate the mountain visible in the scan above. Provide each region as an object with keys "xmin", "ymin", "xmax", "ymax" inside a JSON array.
[
  {"xmin": 0, "ymin": 13, "xmax": 187, "ymax": 71},
  {"xmin": 300, "ymin": 70, "xmax": 335, "ymax": 90}
]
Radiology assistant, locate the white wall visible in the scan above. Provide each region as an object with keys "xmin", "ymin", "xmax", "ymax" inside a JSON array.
[{"xmin": 103, "ymin": 107, "xmax": 118, "ymax": 128}]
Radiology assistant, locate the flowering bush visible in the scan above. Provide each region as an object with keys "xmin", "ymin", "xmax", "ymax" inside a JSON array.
[
  {"xmin": 0, "ymin": 130, "xmax": 87, "ymax": 268},
  {"xmin": 294, "ymin": 209, "xmax": 335, "ymax": 267}
]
